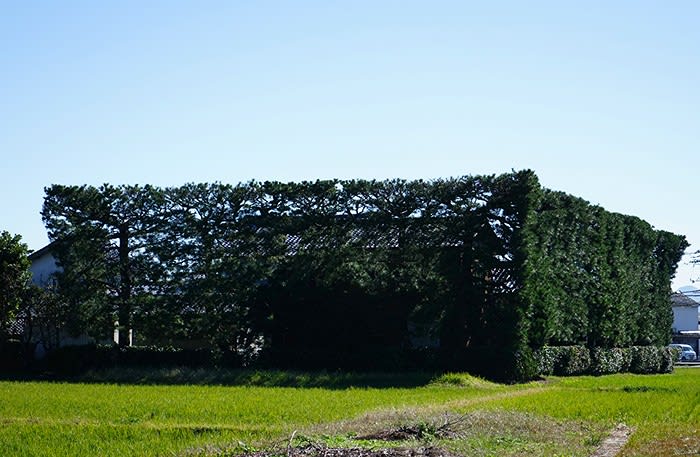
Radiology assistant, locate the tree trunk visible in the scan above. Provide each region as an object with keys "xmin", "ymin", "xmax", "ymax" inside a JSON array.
[{"xmin": 118, "ymin": 225, "xmax": 131, "ymax": 347}]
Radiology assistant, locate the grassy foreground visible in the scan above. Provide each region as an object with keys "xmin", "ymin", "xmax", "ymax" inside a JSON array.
[{"xmin": 0, "ymin": 368, "xmax": 698, "ymax": 456}]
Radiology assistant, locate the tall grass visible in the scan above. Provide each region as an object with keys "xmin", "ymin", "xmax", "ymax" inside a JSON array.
[
  {"xmin": 478, "ymin": 368, "xmax": 700, "ymax": 456},
  {"xmin": 1, "ymin": 369, "xmax": 698, "ymax": 456},
  {"xmin": 0, "ymin": 378, "xmax": 487, "ymax": 456}
]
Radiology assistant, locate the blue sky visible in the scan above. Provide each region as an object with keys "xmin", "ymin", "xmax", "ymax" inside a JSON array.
[{"xmin": 2, "ymin": 1, "xmax": 698, "ymax": 288}]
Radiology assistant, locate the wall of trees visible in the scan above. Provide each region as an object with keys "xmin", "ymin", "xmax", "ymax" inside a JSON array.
[
  {"xmin": 522, "ymin": 191, "xmax": 688, "ymax": 349},
  {"xmin": 39, "ymin": 170, "xmax": 687, "ymax": 380}
]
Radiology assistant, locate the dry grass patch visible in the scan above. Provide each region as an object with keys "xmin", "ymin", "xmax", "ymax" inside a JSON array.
[
  {"xmin": 619, "ymin": 430, "xmax": 700, "ymax": 457},
  {"xmin": 295, "ymin": 409, "xmax": 609, "ymax": 457}
]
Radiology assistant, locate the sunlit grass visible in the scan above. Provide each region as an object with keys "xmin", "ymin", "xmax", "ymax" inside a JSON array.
[
  {"xmin": 0, "ymin": 378, "xmax": 484, "ymax": 456},
  {"xmin": 478, "ymin": 368, "xmax": 700, "ymax": 456},
  {"xmin": 1, "ymin": 368, "xmax": 699, "ymax": 456}
]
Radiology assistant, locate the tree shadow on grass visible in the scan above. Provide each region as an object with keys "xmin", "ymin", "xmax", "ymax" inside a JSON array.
[{"xmin": 1, "ymin": 367, "xmax": 439, "ymax": 389}]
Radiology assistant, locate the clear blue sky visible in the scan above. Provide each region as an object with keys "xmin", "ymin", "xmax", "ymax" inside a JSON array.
[{"xmin": 2, "ymin": 1, "xmax": 698, "ymax": 288}]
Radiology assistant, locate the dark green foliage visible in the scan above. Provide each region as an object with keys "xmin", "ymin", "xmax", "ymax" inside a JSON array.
[
  {"xmin": 42, "ymin": 344, "xmax": 242, "ymax": 375},
  {"xmin": 521, "ymin": 191, "xmax": 687, "ymax": 349},
  {"xmin": 16, "ymin": 285, "xmax": 73, "ymax": 351},
  {"xmin": 629, "ymin": 346, "xmax": 674, "ymax": 374},
  {"xmin": 514, "ymin": 347, "xmax": 540, "ymax": 381},
  {"xmin": 43, "ymin": 344, "xmax": 111, "ymax": 375},
  {"xmin": 42, "ymin": 184, "xmax": 167, "ymax": 345},
  {"xmin": 658, "ymin": 347, "xmax": 676, "ymax": 373},
  {"xmin": 535, "ymin": 346, "xmax": 591, "ymax": 376},
  {"xmin": 39, "ymin": 171, "xmax": 686, "ymax": 380},
  {"xmin": 535, "ymin": 345, "xmax": 674, "ymax": 376},
  {"xmin": 0, "ymin": 232, "xmax": 31, "ymax": 340},
  {"xmin": 534, "ymin": 346, "xmax": 558, "ymax": 376},
  {"xmin": 590, "ymin": 347, "xmax": 631, "ymax": 375},
  {"xmin": 116, "ymin": 345, "xmax": 238, "ymax": 368},
  {"xmin": 0, "ymin": 340, "xmax": 27, "ymax": 372}
]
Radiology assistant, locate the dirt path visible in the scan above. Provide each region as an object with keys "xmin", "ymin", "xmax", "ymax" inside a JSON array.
[
  {"xmin": 442, "ymin": 384, "xmax": 549, "ymax": 409},
  {"xmin": 590, "ymin": 424, "xmax": 634, "ymax": 457},
  {"xmin": 448, "ymin": 387, "xmax": 636, "ymax": 457},
  {"xmin": 307, "ymin": 384, "xmax": 628, "ymax": 457}
]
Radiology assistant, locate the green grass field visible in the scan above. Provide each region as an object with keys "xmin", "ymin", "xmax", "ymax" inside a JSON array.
[{"xmin": 0, "ymin": 368, "xmax": 698, "ymax": 456}]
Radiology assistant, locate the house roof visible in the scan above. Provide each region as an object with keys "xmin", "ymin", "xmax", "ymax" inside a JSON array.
[
  {"xmin": 671, "ymin": 292, "xmax": 699, "ymax": 308},
  {"xmin": 28, "ymin": 241, "xmax": 56, "ymax": 261}
]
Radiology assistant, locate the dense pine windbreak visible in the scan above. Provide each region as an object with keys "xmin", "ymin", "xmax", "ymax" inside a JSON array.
[
  {"xmin": 40, "ymin": 170, "xmax": 687, "ymax": 380},
  {"xmin": 523, "ymin": 191, "xmax": 688, "ymax": 349}
]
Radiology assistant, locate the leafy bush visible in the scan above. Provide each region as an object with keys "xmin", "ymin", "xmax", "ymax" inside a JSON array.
[
  {"xmin": 629, "ymin": 346, "xmax": 661, "ymax": 374},
  {"xmin": 535, "ymin": 346, "xmax": 557, "ymax": 376},
  {"xmin": 537, "ymin": 345, "xmax": 673, "ymax": 377},
  {"xmin": 668, "ymin": 345, "xmax": 682, "ymax": 362},
  {"xmin": 536, "ymin": 346, "xmax": 590, "ymax": 376},
  {"xmin": 42, "ymin": 344, "xmax": 244, "ymax": 375},
  {"xmin": 43, "ymin": 344, "xmax": 114, "ymax": 375},
  {"xmin": 0, "ymin": 340, "xmax": 28, "ymax": 372},
  {"xmin": 116, "ymin": 346, "xmax": 224, "ymax": 368},
  {"xmin": 628, "ymin": 346, "xmax": 676, "ymax": 374},
  {"xmin": 513, "ymin": 347, "xmax": 540, "ymax": 382},
  {"xmin": 659, "ymin": 347, "xmax": 675, "ymax": 373},
  {"xmin": 590, "ymin": 348, "xmax": 629, "ymax": 375}
]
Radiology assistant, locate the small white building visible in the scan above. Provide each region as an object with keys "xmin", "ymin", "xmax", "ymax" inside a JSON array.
[
  {"xmin": 671, "ymin": 292, "xmax": 699, "ymax": 333},
  {"xmin": 28, "ymin": 242, "xmax": 128, "ymax": 348},
  {"xmin": 26, "ymin": 243, "xmax": 96, "ymax": 350},
  {"xmin": 28, "ymin": 242, "xmax": 60, "ymax": 286}
]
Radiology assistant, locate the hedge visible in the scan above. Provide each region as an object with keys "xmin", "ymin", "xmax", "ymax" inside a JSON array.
[
  {"xmin": 535, "ymin": 345, "xmax": 674, "ymax": 376},
  {"xmin": 41, "ymin": 345, "xmax": 243, "ymax": 375},
  {"xmin": 0, "ymin": 340, "xmax": 29, "ymax": 372},
  {"xmin": 590, "ymin": 347, "xmax": 630, "ymax": 375},
  {"xmin": 39, "ymin": 171, "xmax": 687, "ymax": 381},
  {"xmin": 536, "ymin": 345, "xmax": 591, "ymax": 376},
  {"xmin": 37, "ymin": 344, "xmax": 676, "ymax": 378}
]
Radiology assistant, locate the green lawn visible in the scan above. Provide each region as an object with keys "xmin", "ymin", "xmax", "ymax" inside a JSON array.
[
  {"xmin": 0, "ymin": 375, "xmax": 487, "ymax": 456},
  {"xmin": 484, "ymin": 368, "xmax": 700, "ymax": 456},
  {"xmin": 0, "ymin": 369, "xmax": 698, "ymax": 456}
]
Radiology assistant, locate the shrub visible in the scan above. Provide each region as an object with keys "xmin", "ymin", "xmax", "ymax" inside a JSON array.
[
  {"xmin": 590, "ymin": 348, "xmax": 628, "ymax": 375},
  {"xmin": 44, "ymin": 344, "xmax": 115, "ymax": 375},
  {"xmin": 116, "ymin": 346, "xmax": 219, "ymax": 368},
  {"xmin": 42, "ymin": 344, "xmax": 246, "ymax": 375},
  {"xmin": 659, "ymin": 347, "xmax": 675, "ymax": 373},
  {"xmin": 668, "ymin": 345, "xmax": 682, "ymax": 362},
  {"xmin": 513, "ymin": 347, "xmax": 540, "ymax": 382},
  {"xmin": 629, "ymin": 346, "xmax": 674, "ymax": 374},
  {"xmin": 535, "ymin": 346, "xmax": 590, "ymax": 376},
  {"xmin": 535, "ymin": 346, "xmax": 557, "ymax": 376},
  {"xmin": 0, "ymin": 340, "xmax": 28, "ymax": 372},
  {"xmin": 629, "ymin": 346, "xmax": 664, "ymax": 374},
  {"xmin": 537, "ymin": 345, "xmax": 673, "ymax": 377}
]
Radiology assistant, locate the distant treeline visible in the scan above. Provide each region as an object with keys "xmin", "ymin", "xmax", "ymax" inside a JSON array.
[{"xmin": 37, "ymin": 170, "xmax": 686, "ymax": 380}]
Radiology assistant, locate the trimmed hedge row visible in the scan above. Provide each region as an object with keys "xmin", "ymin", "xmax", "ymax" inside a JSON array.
[
  {"xmin": 41, "ymin": 345, "xmax": 243, "ymax": 375},
  {"xmin": 40, "ymin": 171, "xmax": 687, "ymax": 381},
  {"xmin": 0, "ymin": 340, "xmax": 29, "ymax": 372},
  {"xmin": 535, "ymin": 345, "xmax": 675, "ymax": 376},
  {"xmin": 522, "ymin": 191, "xmax": 687, "ymax": 350},
  {"xmin": 4, "ymin": 343, "xmax": 677, "ymax": 378}
]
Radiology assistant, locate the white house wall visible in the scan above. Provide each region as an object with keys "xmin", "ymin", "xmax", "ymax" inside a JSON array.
[
  {"xmin": 29, "ymin": 252, "xmax": 60, "ymax": 286},
  {"xmin": 672, "ymin": 306, "xmax": 698, "ymax": 332}
]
